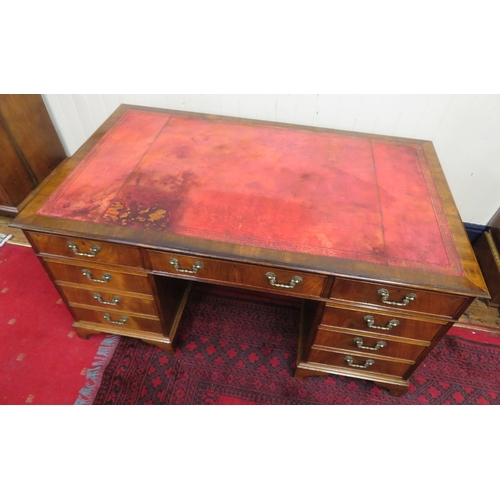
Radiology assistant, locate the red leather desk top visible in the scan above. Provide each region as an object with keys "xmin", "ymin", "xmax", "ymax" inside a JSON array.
[{"xmin": 38, "ymin": 109, "xmax": 463, "ymax": 277}]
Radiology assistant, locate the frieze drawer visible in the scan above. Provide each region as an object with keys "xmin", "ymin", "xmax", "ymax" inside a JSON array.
[
  {"xmin": 28, "ymin": 232, "xmax": 144, "ymax": 268},
  {"xmin": 148, "ymin": 250, "xmax": 326, "ymax": 298},
  {"xmin": 330, "ymin": 278, "xmax": 467, "ymax": 318}
]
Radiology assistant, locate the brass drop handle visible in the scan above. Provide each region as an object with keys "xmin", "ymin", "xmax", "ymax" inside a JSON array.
[
  {"xmin": 93, "ymin": 293, "xmax": 121, "ymax": 306},
  {"xmin": 344, "ymin": 356, "xmax": 375, "ymax": 369},
  {"xmin": 67, "ymin": 241, "xmax": 101, "ymax": 257},
  {"xmin": 378, "ymin": 288, "xmax": 417, "ymax": 306},
  {"xmin": 82, "ymin": 269, "xmax": 112, "ymax": 283},
  {"xmin": 364, "ymin": 315, "xmax": 399, "ymax": 331},
  {"xmin": 353, "ymin": 337, "xmax": 386, "ymax": 351},
  {"xmin": 168, "ymin": 258, "xmax": 204, "ymax": 274},
  {"xmin": 102, "ymin": 313, "xmax": 128, "ymax": 325},
  {"xmin": 265, "ymin": 272, "xmax": 302, "ymax": 289}
]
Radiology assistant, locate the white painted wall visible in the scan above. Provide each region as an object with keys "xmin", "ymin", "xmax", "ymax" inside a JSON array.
[{"xmin": 42, "ymin": 94, "xmax": 500, "ymax": 226}]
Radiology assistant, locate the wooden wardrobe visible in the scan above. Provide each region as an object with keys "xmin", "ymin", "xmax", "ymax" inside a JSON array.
[
  {"xmin": 474, "ymin": 207, "xmax": 500, "ymax": 308},
  {"xmin": 0, "ymin": 94, "xmax": 66, "ymax": 217}
]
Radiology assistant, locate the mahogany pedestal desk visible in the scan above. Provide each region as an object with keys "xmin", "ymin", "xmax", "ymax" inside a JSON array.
[{"xmin": 11, "ymin": 105, "xmax": 489, "ymax": 396}]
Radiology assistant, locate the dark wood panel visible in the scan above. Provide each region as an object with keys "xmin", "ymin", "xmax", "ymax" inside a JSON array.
[
  {"xmin": 473, "ymin": 230, "xmax": 500, "ymax": 308},
  {"xmin": 152, "ymin": 275, "xmax": 192, "ymax": 345},
  {"xmin": 0, "ymin": 187, "xmax": 10, "ymax": 207},
  {"xmin": 297, "ymin": 300, "xmax": 325, "ymax": 364},
  {"xmin": 0, "ymin": 94, "xmax": 66, "ymax": 214},
  {"xmin": 0, "ymin": 94, "xmax": 66, "ymax": 182},
  {"xmin": 488, "ymin": 206, "xmax": 500, "ymax": 230},
  {"xmin": 0, "ymin": 123, "xmax": 34, "ymax": 205}
]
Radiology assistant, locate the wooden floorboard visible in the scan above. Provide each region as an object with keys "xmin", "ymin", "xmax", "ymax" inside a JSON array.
[
  {"xmin": 0, "ymin": 215, "xmax": 30, "ymax": 246},
  {"xmin": 457, "ymin": 298, "xmax": 500, "ymax": 330}
]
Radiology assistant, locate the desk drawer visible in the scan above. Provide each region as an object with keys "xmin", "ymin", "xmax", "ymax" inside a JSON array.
[
  {"xmin": 148, "ymin": 251, "xmax": 326, "ymax": 297},
  {"xmin": 330, "ymin": 278, "xmax": 466, "ymax": 318},
  {"xmin": 314, "ymin": 328, "xmax": 428, "ymax": 362},
  {"xmin": 321, "ymin": 305, "xmax": 444, "ymax": 342},
  {"xmin": 308, "ymin": 348, "xmax": 412, "ymax": 378},
  {"xmin": 44, "ymin": 260, "xmax": 152, "ymax": 295},
  {"xmin": 59, "ymin": 284, "xmax": 158, "ymax": 316},
  {"xmin": 29, "ymin": 232, "xmax": 144, "ymax": 268},
  {"xmin": 70, "ymin": 305, "xmax": 162, "ymax": 334}
]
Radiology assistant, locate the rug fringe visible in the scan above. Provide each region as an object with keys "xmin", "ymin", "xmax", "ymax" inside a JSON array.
[
  {"xmin": 74, "ymin": 335, "xmax": 119, "ymax": 405},
  {"xmin": 0, "ymin": 233, "xmax": 13, "ymax": 247}
]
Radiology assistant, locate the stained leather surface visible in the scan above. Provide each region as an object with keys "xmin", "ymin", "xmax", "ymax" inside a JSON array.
[{"xmin": 39, "ymin": 110, "xmax": 463, "ymax": 276}]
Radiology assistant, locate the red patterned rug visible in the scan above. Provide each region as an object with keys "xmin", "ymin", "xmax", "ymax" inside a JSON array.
[{"xmin": 93, "ymin": 286, "xmax": 500, "ymax": 405}]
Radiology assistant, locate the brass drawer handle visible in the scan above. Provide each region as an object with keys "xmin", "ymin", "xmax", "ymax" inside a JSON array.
[
  {"xmin": 168, "ymin": 258, "xmax": 204, "ymax": 274},
  {"xmin": 344, "ymin": 355, "xmax": 375, "ymax": 369},
  {"xmin": 364, "ymin": 315, "xmax": 399, "ymax": 331},
  {"xmin": 265, "ymin": 272, "xmax": 302, "ymax": 289},
  {"xmin": 82, "ymin": 269, "xmax": 112, "ymax": 283},
  {"xmin": 93, "ymin": 293, "xmax": 121, "ymax": 306},
  {"xmin": 378, "ymin": 288, "xmax": 417, "ymax": 306},
  {"xmin": 353, "ymin": 337, "xmax": 386, "ymax": 351},
  {"xmin": 67, "ymin": 241, "xmax": 101, "ymax": 257},
  {"xmin": 102, "ymin": 313, "xmax": 128, "ymax": 325}
]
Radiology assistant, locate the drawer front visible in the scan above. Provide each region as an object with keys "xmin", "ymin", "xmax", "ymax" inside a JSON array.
[
  {"xmin": 314, "ymin": 328, "xmax": 428, "ymax": 362},
  {"xmin": 308, "ymin": 348, "xmax": 411, "ymax": 377},
  {"xmin": 70, "ymin": 305, "xmax": 162, "ymax": 334},
  {"xmin": 44, "ymin": 260, "xmax": 152, "ymax": 295},
  {"xmin": 149, "ymin": 251, "xmax": 326, "ymax": 297},
  {"xmin": 59, "ymin": 285, "xmax": 157, "ymax": 317},
  {"xmin": 330, "ymin": 278, "xmax": 466, "ymax": 318},
  {"xmin": 29, "ymin": 232, "xmax": 144, "ymax": 268},
  {"xmin": 321, "ymin": 305, "xmax": 443, "ymax": 342}
]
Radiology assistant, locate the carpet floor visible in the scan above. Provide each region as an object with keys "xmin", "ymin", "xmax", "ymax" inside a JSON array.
[{"xmin": 0, "ymin": 243, "xmax": 117, "ymax": 405}]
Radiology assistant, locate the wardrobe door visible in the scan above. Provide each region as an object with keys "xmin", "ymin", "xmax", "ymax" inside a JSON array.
[{"xmin": 0, "ymin": 94, "xmax": 66, "ymax": 216}]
